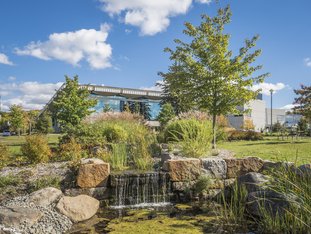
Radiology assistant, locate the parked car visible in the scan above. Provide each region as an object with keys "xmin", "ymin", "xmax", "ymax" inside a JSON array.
[{"xmin": 2, "ymin": 130, "xmax": 11, "ymax": 136}]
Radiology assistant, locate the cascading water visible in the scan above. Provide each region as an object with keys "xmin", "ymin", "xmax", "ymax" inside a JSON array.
[{"xmin": 110, "ymin": 172, "xmax": 172, "ymax": 209}]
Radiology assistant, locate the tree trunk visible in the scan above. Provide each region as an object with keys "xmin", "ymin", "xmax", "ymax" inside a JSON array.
[{"xmin": 212, "ymin": 114, "xmax": 217, "ymax": 149}]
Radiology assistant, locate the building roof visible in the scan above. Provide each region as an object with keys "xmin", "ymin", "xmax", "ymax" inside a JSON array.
[
  {"xmin": 81, "ymin": 84, "xmax": 162, "ymax": 100},
  {"xmin": 40, "ymin": 84, "xmax": 162, "ymax": 116}
]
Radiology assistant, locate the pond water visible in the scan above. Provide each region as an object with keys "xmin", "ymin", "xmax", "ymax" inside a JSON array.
[{"xmin": 68, "ymin": 202, "xmax": 253, "ymax": 234}]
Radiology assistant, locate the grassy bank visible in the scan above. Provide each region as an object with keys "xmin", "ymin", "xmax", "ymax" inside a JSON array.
[
  {"xmin": 0, "ymin": 134, "xmax": 59, "ymax": 156},
  {"xmin": 1, "ymin": 134, "xmax": 310, "ymax": 166},
  {"xmin": 219, "ymin": 136, "xmax": 311, "ymax": 165}
]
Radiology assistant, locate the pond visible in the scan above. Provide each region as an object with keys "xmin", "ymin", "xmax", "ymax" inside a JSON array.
[{"xmin": 68, "ymin": 201, "xmax": 255, "ymax": 234}]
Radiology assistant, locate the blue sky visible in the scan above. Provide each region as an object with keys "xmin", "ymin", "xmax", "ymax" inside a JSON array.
[{"xmin": 0, "ymin": 0, "xmax": 310, "ymax": 111}]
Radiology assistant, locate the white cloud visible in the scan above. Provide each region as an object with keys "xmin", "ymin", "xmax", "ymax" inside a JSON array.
[
  {"xmin": 0, "ymin": 81, "xmax": 62, "ymax": 111},
  {"xmin": 250, "ymin": 82, "xmax": 287, "ymax": 96},
  {"xmin": 0, "ymin": 53, "xmax": 13, "ymax": 65},
  {"xmin": 99, "ymin": 0, "xmax": 211, "ymax": 36},
  {"xmin": 15, "ymin": 24, "xmax": 112, "ymax": 69},
  {"xmin": 195, "ymin": 0, "xmax": 212, "ymax": 3},
  {"xmin": 304, "ymin": 58, "xmax": 311, "ymax": 67},
  {"xmin": 280, "ymin": 104, "xmax": 299, "ymax": 110}
]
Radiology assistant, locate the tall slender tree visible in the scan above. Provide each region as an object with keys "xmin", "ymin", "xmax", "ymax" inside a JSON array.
[
  {"xmin": 293, "ymin": 84, "xmax": 311, "ymax": 122},
  {"xmin": 159, "ymin": 6, "xmax": 269, "ymax": 148},
  {"xmin": 9, "ymin": 105, "xmax": 24, "ymax": 136}
]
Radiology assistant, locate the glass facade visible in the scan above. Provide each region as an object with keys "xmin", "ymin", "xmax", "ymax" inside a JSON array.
[{"xmin": 90, "ymin": 94, "xmax": 161, "ymax": 120}]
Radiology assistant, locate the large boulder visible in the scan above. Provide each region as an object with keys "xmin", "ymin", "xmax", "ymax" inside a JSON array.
[
  {"xmin": 260, "ymin": 160, "xmax": 294, "ymax": 173},
  {"xmin": 0, "ymin": 206, "xmax": 43, "ymax": 227},
  {"xmin": 201, "ymin": 157, "xmax": 227, "ymax": 179},
  {"xmin": 246, "ymin": 190, "xmax": 298, "ymax": 217},
  {"xmin": 76, "ymin": 158, "xmax": 110, "ymax": 188},
  {"xmin": 163, "ymin": 158, "xmax": 202, "ymax": 182},
  {"xmin": 237, "ymin": 172, "xmax": 269, "ymax": 193},
  {"xmin": 29, "ymin": 187, "xmax": 63, "ymax": 207},
  {"xmin": 296, "ymin": 164, "xmax": 311, "ymax": 178},
  {"xmin": 64, "ymin": 187, "xmax": 108, "ymax": 200},
  {"xmin": 56, "ymin": 195, "xmax": 99, "ymax": 223},
  {"xmin": 225, "ymin": 157, "xmax": 264, "ymax": 178}
]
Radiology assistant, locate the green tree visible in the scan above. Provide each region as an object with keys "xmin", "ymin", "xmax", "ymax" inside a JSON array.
[
  {"xmin": 157, "ymin": 103, "xmax": 176, "ymax": 127},
  {"xmin": 51, "ymin": 75, "xmax": 97, "ymax": 131},
  {"xmin": 140, "ymin": 102, "xmax": 151, "ymax": 120},
  {"xmin": 159, "ymin": 6, "xmax": 269, "ymax": 148},
  {"xmin": 25, "ymin": 110, "xmax": 40, "ymax": 134},
  {"xmin": 297, "ymin": 117, "xmax": 308, "ymax": 135},
  {"xmin": 9, "ymin": 105, "xmax": 24, "ymax": 136},
  {"xmin": 36, "ymin": 111, "xmax": 53, "ymax": 134},
  {"xmin": 272, "ymin": 121, "xmax": 282, "ymax": 133},
  {"xmin": 0, "ymin": 112, "xmax": 10, "ymax": 131},
  {"xmin": 293, "ymin": 84, "xmax": 311, "ymax": 123},
  {"xmin": 103, "ymin": 104, "xmax": 112, "ymax": 112}
]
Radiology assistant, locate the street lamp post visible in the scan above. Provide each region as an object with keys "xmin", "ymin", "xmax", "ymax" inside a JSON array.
[{"xmin": 270, "ymin": 89, "xmax": 273, "ymax": 133}]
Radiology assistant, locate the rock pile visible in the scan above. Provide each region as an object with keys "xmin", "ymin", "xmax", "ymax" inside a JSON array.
[{"xmin": 0, "ymin": 187, "xmax": 100, "ymax": 234}]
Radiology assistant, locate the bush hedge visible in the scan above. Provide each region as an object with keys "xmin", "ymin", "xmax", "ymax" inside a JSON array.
[
  {"xmin": 21, "ymin": 135, "xmax": 51, "ymax": 163},
  {"xmin": 227, "ymin": 130, "xmax": 263, "ymax": 141}
]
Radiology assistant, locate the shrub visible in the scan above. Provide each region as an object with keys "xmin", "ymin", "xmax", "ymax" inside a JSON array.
[
  {"xmin": 0, "ymin": 143, "xmax": 10, "ymax": 168},
  {"xmin": 128, "ymin": 124, "xmax": 154, "ymax": 170},
  {"xmin": 218, "ymin": 182, "xmax": 249, "ymax": 232},
  {"xmin": 27, "ymin": 175, "xmax": 61, "ymax": 193},
  {"xmin": 227, "ymin": 130, "xmax": 263, "ymax": 141},
  {"xmin": 257, "ymin": 167, "xmax": 311, "ymax": 233},
  {"xmin": 0, "ymin": 175, "xmax": 21, "ymax": 188},
  {"xmin": 58, "ymin": 137, "xmax": 84, "ymax": 162},
  {"xmin": 61, "ymin": 124, "xmax": 106, "ymax": 150},
  {"xmin": 194, "ymin": 175, "xmax": 211, "ymax": 195},
  {"xmin": 157, "ymin": 103, "xmax": 175, "ymax": 127},
  {"xmin": 176, "ymin": 110, "xmax": 211, "ymax": 121},
  {"xmin": 98, "ymin": 143, "xmax": 128, "ymax": 170},
  {"xmin": 164, "ymin": 119, "xmax": 213, "ymax": 158},
  {"xmin": 68, "ymin": 116, "xmax": 155, "ymax": 171},
  {"xmin": 103, "ymin": 125, "xmax": 128, "ymax": 143},
  {"xmin": 21, "ymin": 134, "xmax": 51, "ymax": 163},
  {"xmin": 83, "ymin": 111, "xmax": 144, "ymax": 124}
]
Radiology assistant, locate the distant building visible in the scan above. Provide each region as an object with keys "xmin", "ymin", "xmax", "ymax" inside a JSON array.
[
  {"xmin": 227, "ymin": 95, "xmax": 266, "ymax": 132},
  {"xmin": 44, "ymin": 84, "xmax": 162, "ymax": 131},
  {"xmin": 44, "ymin": 84, "xmax": 301, "ymax": 132},
  {"xmin": 265, "ymin": 108, "xmax": 301, "ymax": 128},
  {"xmin": 81, "ymin": 85, "xmax": 162, "ymax": 120}
]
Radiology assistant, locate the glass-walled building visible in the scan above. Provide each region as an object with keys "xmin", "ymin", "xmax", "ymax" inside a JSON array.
[{"xmin": 82, "ymin": 85, "xmax": 162, "ymax": 120}]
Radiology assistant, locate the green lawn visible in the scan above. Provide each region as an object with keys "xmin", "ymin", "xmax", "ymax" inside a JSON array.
[
  {"xmin": 219, "ymin": 136, "xmax": 311, "ymax": 165},
  {"xmin": 1, "ymin": 134, "xmax": 310, "ymax": 166},
  {"xmin": 0, "ymin": 134, "xmax": 60, "ymax": 157}
]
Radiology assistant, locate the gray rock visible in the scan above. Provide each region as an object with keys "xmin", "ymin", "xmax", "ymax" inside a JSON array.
[
  {"xmin": 172, "ymin": 181, "xmax": 195, "ymax": 191},
  {"xmin": 237, "ymin": 172, "xmax": 269, "ymax": 193},
  {"xmin": 296, "ymin": 164, "xmax": 311, "ymax": 178},
  {"xmin": 201, "ymin": 157, "xmax": 227, "ymax": 179},
  {"xmin": 0, "ymin": 206, "xmax": 43, "ymax": 227},
  {"xmin": 80, "ymin": 158, "xmax": 105, "ymax": 165},
  {"xmin": 29, "ymin": 187, "xmax": 63, "ymax": 207},
  {"xmin": 0, "ymin": 195, "xmax": 72, "ymax": 234},
  {"xmin": 161, "ymin": 152, "xmax": 175, "ymax": 163},
  {"xmin": 217, "ymin": 149, "xmax": 235, "ymax": 159},
  {"xmin": 247, "ymin": 190, "xmax": 298, "ymax": 217},
  {"xmin": 56, "ymin": 195, "xmax": 99, "ymax": 223},
  {"xmin": 260, "ymin": 160, "xmax": 294, "ymax": 173},
  {"xmin": 64, "ymin": 187, "xmax": 108, "ymax": 200}
]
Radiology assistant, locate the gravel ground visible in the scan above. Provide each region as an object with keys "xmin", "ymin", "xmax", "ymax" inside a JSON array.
[{"xmin": 0, "ymin": 195, "xmax": 72, "ymax": 234}]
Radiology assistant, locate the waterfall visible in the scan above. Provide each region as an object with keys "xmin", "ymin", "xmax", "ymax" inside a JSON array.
[{"xmin": 110, "ymin": 172, "xmax": 172, "ymax": 208}]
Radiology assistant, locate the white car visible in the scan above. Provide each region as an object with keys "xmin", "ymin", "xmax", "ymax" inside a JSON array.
[{"xmin": 2, "ymin": 130, "xmax": 11, "ymax": 136}]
